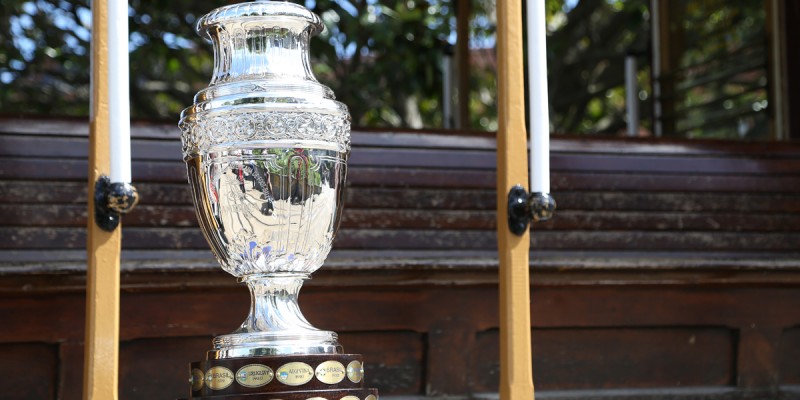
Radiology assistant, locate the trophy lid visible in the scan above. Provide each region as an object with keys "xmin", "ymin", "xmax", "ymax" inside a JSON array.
[{"xmin": 197, "ymin": 1, "xmax": 324, "ymax": 39}]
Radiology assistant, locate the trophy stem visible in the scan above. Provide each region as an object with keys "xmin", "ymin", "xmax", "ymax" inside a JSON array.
[
  {"xmin": 242, "ymin": 273, "xmax": 316, "ymax": 333},
  {"xmin": 208, "ymin": 273, "xmax": 341, "ymax": 359}
]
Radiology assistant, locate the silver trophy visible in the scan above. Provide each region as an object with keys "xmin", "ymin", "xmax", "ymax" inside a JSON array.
[{"xmin": 179, "ymin": 1, "xmax": 350, "ymax": 359}]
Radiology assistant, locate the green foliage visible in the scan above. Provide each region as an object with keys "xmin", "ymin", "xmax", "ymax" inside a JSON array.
[
  {"xmin": 543, "ymin": 0, "xmax": 652, "ymax": 135},
  {"xmin": 0, "ymin": 0, "xmax": 457, "ymax": 128},
  {"xmin": 309, "ymin": 0, "xmax": 455, "ymax": 128},
  {"xmin": 0, "ymin": 0, "xmax": 92, "ymax": 115},
  {"xmin": 666, "ymin": 0, "xmax": 768, "ymax": 139},
  {"xmin": 0, "ymin": 0, "xmax": 770, "ymax": 138}
]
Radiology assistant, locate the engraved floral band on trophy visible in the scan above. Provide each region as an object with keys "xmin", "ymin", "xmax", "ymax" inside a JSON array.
[{"xmin": 178, "ymin": 2, "xmax": 377, "ymax": 399}]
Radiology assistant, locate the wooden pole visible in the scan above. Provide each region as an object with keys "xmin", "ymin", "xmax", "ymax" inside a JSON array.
[
  {"xmin": 84, "ymin": 0, "xmax": 121, "ymax": 398},
  {"xmin": 496, "ymin": 1, "xmax": 534, "ymax": 400}
]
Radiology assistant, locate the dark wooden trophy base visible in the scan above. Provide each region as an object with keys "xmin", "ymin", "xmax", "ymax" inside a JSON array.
[{"xmin": 184, "ymin": 353, "xmax": 378, "ymax": 400}]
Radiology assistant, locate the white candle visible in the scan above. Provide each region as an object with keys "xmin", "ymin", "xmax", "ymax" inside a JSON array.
[
  {"xmin": 108, "ymin": 0, "xmax": 131, "ymax": 183},
  {"xmin": 527, "ymin": 0, "xmax": 550, "ymax": 194}
]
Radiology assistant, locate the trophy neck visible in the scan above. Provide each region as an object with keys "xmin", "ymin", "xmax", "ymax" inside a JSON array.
[
  {"xmin": 205, "ymin": 18, "xmax": 316, "ymax": 85},
  {"xmin": 196, "ymin": 1, "xmax": 324, "ymax": 86}
]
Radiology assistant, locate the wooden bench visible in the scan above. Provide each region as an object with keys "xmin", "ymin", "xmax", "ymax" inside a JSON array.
[{"xmin": 1, "ymin": 118, "xmax": 800, "ymax": 399}]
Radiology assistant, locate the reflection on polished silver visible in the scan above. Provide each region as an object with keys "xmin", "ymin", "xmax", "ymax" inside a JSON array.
[
  {"xmin": 94, "ymin": 175, "xmax": 140, "ymax": 232},
  {"xmin": 529, "ymin": 192, "xmax": 557, "ymax": 222},
  {"xmin": 106, "ymin": 182, "xmax": 140, "ymax": 214},
  {"xmin": 507, "ymin": 185, "xmax": 558, "ymax": 235},
  {"xmin": 179, "ymin": 1, "xmax": 350, "ymax": 359}
]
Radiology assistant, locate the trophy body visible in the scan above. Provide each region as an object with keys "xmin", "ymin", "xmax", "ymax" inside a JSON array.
[
  {"xmin": 179, "ymin": 2, "xmax": 376, "ymax": 398},
  {"xmin": 186, "ymin": 144, "xmax": 346, "ymax": 358}
]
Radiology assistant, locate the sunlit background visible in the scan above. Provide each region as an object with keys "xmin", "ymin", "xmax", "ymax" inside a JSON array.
[{"xmin": 0, "ymin": 0, "xmax": 770, "ymax": 138}]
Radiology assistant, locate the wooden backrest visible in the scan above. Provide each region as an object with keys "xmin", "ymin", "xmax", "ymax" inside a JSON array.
[{"xmin": 2, "ymin": 119, "xmax": 800, "ymax": 264}]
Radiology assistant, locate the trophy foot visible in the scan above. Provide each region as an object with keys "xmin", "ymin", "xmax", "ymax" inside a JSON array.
[
  {"xmin": 209, "ymin": 330, "xmax": 342, "ymax": 358},
  {"xmin": 209, "ymin": 273, "xmax": 341, "ymax": 359}
]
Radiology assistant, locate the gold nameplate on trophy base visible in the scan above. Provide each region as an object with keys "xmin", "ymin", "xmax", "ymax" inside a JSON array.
[
  {"xmin": 236, "ymin": 364, "xmax": 274, "ymax": 388},
  {"xmin": 315, "ymin": 360, "xmax": 346, "ymax": 385},
  {"xmin": 205, "ymin": 366, "xmax": 234, "ymax": 390},
  {"xmin": 276, "ymin": 362, "xmax": 315, "ymax": 386}
]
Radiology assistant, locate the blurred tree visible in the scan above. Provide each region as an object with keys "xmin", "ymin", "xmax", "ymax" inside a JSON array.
[
  {"xmin": 0, "ymin": 0, "xmax": 458, "ymax": 128},
  {"xmin": 0, "ymin": 0, "xmax": 770, "ymax": 138},
  {"xmin": 543, "ymin": 0, "xmax": 652, "ymax": 135},
  {"xmin": 308, "ymin": 0, "xmax": 456, "ymax": 128},
  {"xmin": 0, "ymin": 0, "xmax": 93, "ymax": 116},
  {"xmin": 660, "ymin": 0, "xmax": 769, "ymax": 139}
]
